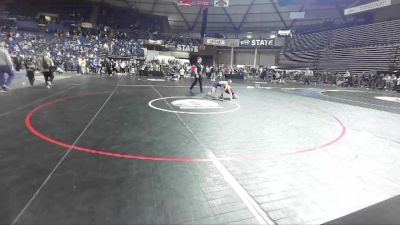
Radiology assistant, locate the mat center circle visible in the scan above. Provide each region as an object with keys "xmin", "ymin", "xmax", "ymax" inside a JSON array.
[
  {"xmin": 148, "ymin": 96, "xmax": 241, "ymax": 115},
  {"xmin": 171, "ymin": 99, "xmax": 222, "ymax": 110}
]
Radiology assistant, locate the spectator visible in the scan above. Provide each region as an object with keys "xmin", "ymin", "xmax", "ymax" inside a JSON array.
[
  {"xmin": 391, "ymin": 74, "xmax": 397, "ymax": 90},
  {"xmin": 397, "ymin": 76, "xmax": 400, "ymax": 90},
  {"xmin": 304, "ymin": 68, "xmax": 313, "ymax": 85},
  {"xmin": 370, "ymin": 72, "xmax": 377, "ymax": 89},
  {"xmin": 385, "ymin": 74, "xmax": 392, "ymax": 91},
  {"xmin": 0, "ymin": 40, "xmax": 15, "ymax": 92},
  {"xmin": 14, "ymin": 53, "xmax": 23, "ymax": 71},
  {"xmin": 41, "ymin": 52, "xmax": 55, "ymax": 88},
  {"xmin": 25, "ymin": 56, "xmax": 36, "ymax": 86}
]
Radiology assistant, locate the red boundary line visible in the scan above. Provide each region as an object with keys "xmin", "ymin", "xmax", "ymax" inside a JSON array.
[{"xmin": 25, "ymin": 94, "xmax": 347, "ymax": 162}]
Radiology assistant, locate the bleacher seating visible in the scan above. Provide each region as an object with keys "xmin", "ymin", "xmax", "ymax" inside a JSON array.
[
  {"xmin": 331, "ymin": 20, "xmax": 400, "ymax": 48},
  {"xmin": 286, "ymin": 31, "xmax": 333, "ymax": 52},
  {"xmin": 319, "ymin": 44, "xmax": 400, "ymax": 74},
  {"xmin": 280, "ymin": 19, "xmax": 400, "ymax": 74}
]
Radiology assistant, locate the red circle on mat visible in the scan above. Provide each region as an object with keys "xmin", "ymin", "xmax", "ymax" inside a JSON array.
[{"xmin": 25, "ymin": 94, "xmax": 346, "ymax": 162}]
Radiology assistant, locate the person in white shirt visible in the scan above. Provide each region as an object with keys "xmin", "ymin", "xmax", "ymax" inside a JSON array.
[
  {"xmin": 179, "ymin": 67, "xmax": 185, "ymax": 79},
  {"xmin": 304, "ymin": 68, "xmax": 313, "ymax": 85},
  {"xmin": 279, "ymin": 72, "xmax": 286, "ymax": 85},
  {"xmin": 205, "ymin": 65, "xmax": 211, "ymax": 79},
  {"xmin": 0, "ymin": 41, "xmax": 15, "ymax": 92},
  {"xmin": 385, "ymin": 74, "xmax": 392, "ymax": 91},
  {"xmin": 210, "ymin": 66, "xmax": 216, "ymax": 82},
  {"xmin": 120, "ymin": 61, "xmax": 126, "ymax": 73},
  {"xmin": 397, "ymin": 76, "xmax": 400, "ymax": 87}
]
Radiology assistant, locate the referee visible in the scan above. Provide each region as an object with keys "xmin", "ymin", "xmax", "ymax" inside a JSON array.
[{"xmin": 189, "ymin": 57, "xmax": 203, "ymax": 94}]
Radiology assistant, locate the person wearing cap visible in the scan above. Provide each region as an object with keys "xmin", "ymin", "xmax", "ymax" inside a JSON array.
[{"xmin": 0, "ymin": 41, "xmax": 15, "ymax": 92}]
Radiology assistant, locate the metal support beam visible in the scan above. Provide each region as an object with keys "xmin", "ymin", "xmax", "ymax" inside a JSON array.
[
  {"xmin": 150, "ymin": 0, "xmax": 160, "ymax": 14},
  {"xmin": 335, "ymin": 3, "xmax": 347, "ymax": 22},
  {"xmin": 253, "ymin": 47, "xmax": 258, "ymax": 67},
  {"xmin": 173, "ymin": 2, "xmax": 191, "ymax": 30},
  {"xmin": 122, "ymin": 0, "xmax": 133, "ymax": 9},
  {"xmin": 270, "ymin": 0, "xmax": 288, "ymax": 29},
  {"xmin": 190, "ymin": 7, "xmax": 203, "ymax": 31},
  {"xmin": 238, "ymin": 0, "xmax": 256, "ymax": 31},
  {"xmin": 222, "ymin": 7, "xmax": 239, "ymax": 32},
  {"xmin": 230, "ymin": 47, "xmax": 234, "ymax": 67},
  {"xmin": 289, "ymin": 0, "xmax": 308, "ymax": 29}
]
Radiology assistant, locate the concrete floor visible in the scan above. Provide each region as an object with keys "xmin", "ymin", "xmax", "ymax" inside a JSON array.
[{"xmin": 1, "ymin": 76, "xmax": 400, "ymax": 224}]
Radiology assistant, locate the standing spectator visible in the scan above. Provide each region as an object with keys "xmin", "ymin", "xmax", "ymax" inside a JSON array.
[
  {"xmin": 260, "ymin": 68, "xmax": 267, "ymax": 81},
  {"xmin": 273, "ymin": 71, "xmax": 281, "ymax": 84},
  {"xmin": 210, "ymin": 65, "xmax": 216, "ymax": 82},
  {"xmin": 344, "ymin": 70, "xmax": 352, "ymax": 87},
  {"xmin": 358, "ymin": 72, "xmax": 364, "ymax": 87},
  {"xmin": 25, "ymin": 57, "xmax": 36, "ymax": 86},
  {"xmin": 80, "ymin": 57, "xmax": 87, "ymax": 75},
  {"xmin": 90, "ymin": 58, "xmax": 98, "ymax": 74},
  {"xmin": 105, "ymin": 58, "xmax": 113, "ymax": 76},
  {"xmin": 14, "ymin": 53, "xmax": 23, "ymax": 72},
  {"xmin": 279, "ymin": 71, "xmax": 286, "ymax": 85},
  {"xmin": 77, "ymin": 57, "xmax": 83, "ymax": 75},
  {"xmin": 378, "ymin": 73, "xmax": 385, "ymax": 88},
  {"xmin": 0, "ymin": 41, "xmax": 15, "ymax": 92},
  {"xmin": 41, "ymin": 52, "xmax": 55, "ymax": 88},
  {"xmin": 99, "ymin": 59, "xmax": 106, "ymax": 75},
  {"xmin": 179, "ymin": 66, "xmax": 185, "ymax": 79},
  {"xmin": 205, "ymin": 65, "xmax": 211, "ymax": 79},
  {"xmin": 304, "ymin": 68, "xmax": 313, "ymax": 85},
  {"xmin": 397, "ymin": 76, "xmax": 400, "ymax": 90},
  {"xmin": 385, "ymin": 74, "xmax": 392, "ymax": 91},
  {"xmin": 120, "ymin": 60, "xmax": 126, "ymax": 73},
  {"xmin": 370, "ymin": 72, "xmax": 377, "ymax": 89},
  {"xmin": 217, "ymin": 66, "xmax": 223, "ymax": 80},
  {"xmin": 85, "ymin": 58, "xmax": 90, "ymax": 75},
  {"xmin": 391, "ymin": 74, "xmax": 397, "ymax": 90}
]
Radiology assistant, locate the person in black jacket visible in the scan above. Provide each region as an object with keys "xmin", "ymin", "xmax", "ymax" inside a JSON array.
[
  {"xmin": 25, "ymin": 57, "xmax": 36, "ymax": 86},
  {"xmin": 189, "ymin": 57, "xmax": 203, "ymax": 94},
  {"xmin": 105, "ymin": 58, "xmax": 113, "ymax": 76},
  {"xmin": 14, "ymin": 53, "xmax": 22, "ymax": 72}
]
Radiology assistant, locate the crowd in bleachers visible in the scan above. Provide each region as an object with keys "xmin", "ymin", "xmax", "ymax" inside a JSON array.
[
  {"xmin": 1, "ymin": 30, "xmax": 145, "ymax": 71},
  {"xmin": 254, "ymin": 68, "xmax": 400, "ymax": 91},
  {"xmin": 293, "ymin": 70, "xmax": 400, "ymax": 91}
]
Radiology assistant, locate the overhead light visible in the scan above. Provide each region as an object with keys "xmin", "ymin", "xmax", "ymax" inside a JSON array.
[{"xmin": 270, "ymin": 34, "xmax": 277, "ymax": 38}]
